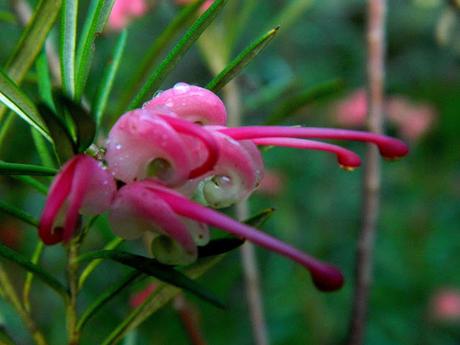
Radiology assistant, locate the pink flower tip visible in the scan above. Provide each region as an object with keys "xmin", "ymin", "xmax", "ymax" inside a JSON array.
[{"xmin": 310, "ymin": 264, "xmax": 345, "ymax": 292}]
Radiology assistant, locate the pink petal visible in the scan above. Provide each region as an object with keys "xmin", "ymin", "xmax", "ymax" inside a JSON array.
[
  {"xmin": 39, "ymin": 157, "xmax": 79, "ymax": 244},
  {"xmin": 144, "ymin": 83, "xmax": 227, "ymax": 126},
  {"xmin": 108, "ymin": 181, "xmax": 197, "ymax": 264},
  {"xmin": 106, "ymin": 109, "xmax": 192, "ymax": 186},
  {"xmin": 201, "ymin": 131, "xmax": 264, "ymax": 208}
]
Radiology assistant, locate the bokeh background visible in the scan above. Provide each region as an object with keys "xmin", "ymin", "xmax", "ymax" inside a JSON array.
[{"xmin": 0, "ymin": 0, "xmax": 460, "ymax": 344}]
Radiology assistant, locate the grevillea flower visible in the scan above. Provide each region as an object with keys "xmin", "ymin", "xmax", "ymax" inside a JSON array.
[
  {"xmin": 108, "ymin": 0, "xmax": 148, "ymax": 31},
  {"xmin": 39, "ymin": 155, "xmax": 116, "ymax": 245},
  {"xmin": 105, "ymin": 108, "xmax": 219, "ymax": 186},
  {"xmin": 108, "ymin": 180, "xmax": 344, "ymax": 291}
]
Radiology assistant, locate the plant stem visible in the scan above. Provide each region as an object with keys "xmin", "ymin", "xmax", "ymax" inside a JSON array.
[
  {"xmin": 226, "ymin": 79, "xmax": 269, "ymax": 345},
  {"xmin": 0, "ymin": 264, "xmax": 47, "ymax": 345},
  {"xmin": 347, "ymin": 1, "xmax": 386, "ymax": 344},
  {"xmin": 66, "ymin": 239, "xmax": 81, "ymax": 345}
]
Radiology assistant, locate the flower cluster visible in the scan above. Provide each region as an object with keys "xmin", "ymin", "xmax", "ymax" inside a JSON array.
[{"xmin": 38, "ymin": 83, "xmax": 409, "ymax": 292}]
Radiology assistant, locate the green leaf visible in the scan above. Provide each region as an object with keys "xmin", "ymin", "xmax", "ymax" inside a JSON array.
[
  {"xmin": 75, "ymin": 0, "xmax": 116, "ymax": 100},
  {"xmin": 0, "ymin": 243, "xmax": 68, "ymax": 299},
  {"xmin": 198, "ymin": 237, "xmax": 245, "ymax": 258},
  {"xmin": 23, "ymin": 241, "xmax": 45, "ymax": 312},
  {"xmin": 36, "ymin": 49, "xmax": 55, "ymax": 109},
  {"xmin": 78, "ymin": 250, "xmax": 225, "ymax": 308},
  {"xmin": 117, "ymin": 0, "xmax": 206, "ymax": 112},
  {"xmin": 0, "ymin": 69, "xmax": 51, "ymax": 141},
  {"xmin": 60, "ymin": 0, "xmax": 79, "ymax": 97},
  {"xmin": 99, "ymin": 209, "xmax": 275, "ymax": 344},
  {"xmin": 5, "ymin": 0, "xmax": 62, "ymax": 85},
  {"xmin": 244, "ymin": 207, "xmax": 275, "ymax": 227},
  {"xmin": 206, "ymin": 26, "xmax": 280, "ymax": 92},
  {"xmin": 11, "ymin": 176, "xmax": 48, "ymax": 195},
  {"xmin": 264, "ymin": 79, "xmax": 344, "ymax": 125},
  {"xmin": 93, "ymin": 30, "xmax": 127, "ymax": 126},
  {"xmin": 78, "ymin": 236, "xmax": 124, "ymax": 288},
  {"xmin": 77, "ymin": 271, "xmax": 142, "ymax": 331},
  {"xmin": 37, "ymin": 103, "xmax": 76, "ymax": 163},
  {"xmin": 0, "ymin": 200, "xmax": 38, "ymax": 227},
  {"xmin": 101, "ymin": 256, "xmax": 222, "ymax": 345},
  {"xmin": 269, "ymin": 0, "xmax": 314, "ymax": 33},
  {"xmin": 128, "ymin": 0, "xmax": 229, "ymax": 110},
  {"xmin": 0, "ymin": 161, "xmax": 57, "ymax": 176},
  {"xmin": 55, "ymin": 94, "xmax": 96, "ymax": 152}
]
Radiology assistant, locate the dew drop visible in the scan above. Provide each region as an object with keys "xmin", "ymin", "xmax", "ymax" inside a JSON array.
[
  {"xmin": 115, "ymin": 144, "xmax": 122, "ymax": 150},
  {"xmin": 173, "ymin": 82, "xmax": 190, "ymax": 93}
]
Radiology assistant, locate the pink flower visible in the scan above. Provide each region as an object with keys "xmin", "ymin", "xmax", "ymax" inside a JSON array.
[
  {"xmin": 130, "ymin": 283, "xmax": 157, "ymax": 308},
  {"xmin": 386, "ymin": 96, "xmax": 436, "ymax": 141},
  {"xmin": 39, "ymin": 155, "xmax": 116, "ymax": 244},
  {"xmin": 257, "ymin": 170, "xmax": 284, "ymax": 196},
  {"xmin": 430, "ymin": 289, "xmax": 460, "ymax": 321},
  {"xmin": 108, "ymin": 180, "xmax": 344, "ymax": 291},
  {"xmin": 334, "ymin": 89, "xmax": 367, "ymax": 127},
  {"xmin": 108, "ymin": 0, "xmax": 148, "ymax": 31},
  {"xmin": 101, "ymin": 83, "xmax": 409, "ymax": 292}
]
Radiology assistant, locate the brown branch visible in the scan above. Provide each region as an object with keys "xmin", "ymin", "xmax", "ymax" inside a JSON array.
[{"xmin": 346, "ymin": 1, "xmax": 386, "ymax": 345}]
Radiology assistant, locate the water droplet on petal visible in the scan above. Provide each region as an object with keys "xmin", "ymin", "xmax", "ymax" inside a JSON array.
[
  {"xmin": 173, "ymin": 82, "xmax": 190, "ymax": 93},
  {"xmin": 115, "ymin": 144, "xmax": 122, "ymax": 150}
]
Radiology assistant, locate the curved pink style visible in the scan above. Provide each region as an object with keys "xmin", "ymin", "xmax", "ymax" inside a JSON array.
[
  {"xmin": 218, "ymin": 126, "xmax": 409, "ymax": 159},
  {"xmin": 157, "ymin": 114, "xmax": 219, "ymax": 178},
  {"xmin": 108, "ymin": 181, "xmax": 197, "ymax": 264},
  {"xmin": 39, "ymin": 155, "xmax": 116, "ymax": 245},
  {"xmin": 143, "ymin": 83, "xmax": 227, "ymax": 125},
  {"xmin": 147, "ymin": 183, "xmax": 344, "ymax": 291},
  {"xmin": 106, "ymin": 109, "xmax": 192, "ymax": 186},
  {"xmin": 253, "ymin": 137, "xmax": 362, "ymax": 170}
]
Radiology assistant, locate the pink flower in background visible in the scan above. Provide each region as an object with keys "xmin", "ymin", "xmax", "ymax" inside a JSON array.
[
  {"xmin": 430, "ymin": 289, "xmax": 460, "ymax": 321},
  {"xmin": 257, "ymin": 170, "xmax": 284, "ymax": 196},
  {"xmin": 130, "ymin": 284, "xmax": 157, "ymax": 308},
  {"xmin": 386, "ymin": 97, "xmax": 436, "ymax": 141},
  {"xmin": 39, "ymin": 155, "xmax": 116, "ymax": 244},
  {"xmin": 335, "ymin": 89, "xmax": 367, "ymax": 127},
  {"xmin": 108, "ymin": 0, "xmax": 148, "ymax": 31},
  {"xmin": 334, "ymin": 89, "xmax": 436, "ymax": 141}
]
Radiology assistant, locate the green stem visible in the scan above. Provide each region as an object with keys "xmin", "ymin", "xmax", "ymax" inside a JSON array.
[{"xmin": 66, "ymin": 239, "xmax": 81, "ymax": 345}]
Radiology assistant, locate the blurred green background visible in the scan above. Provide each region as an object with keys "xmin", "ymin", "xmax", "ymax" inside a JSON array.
[{"xmin": 1, "ymin": 0, "xmax": 460, "ymax": 344}]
